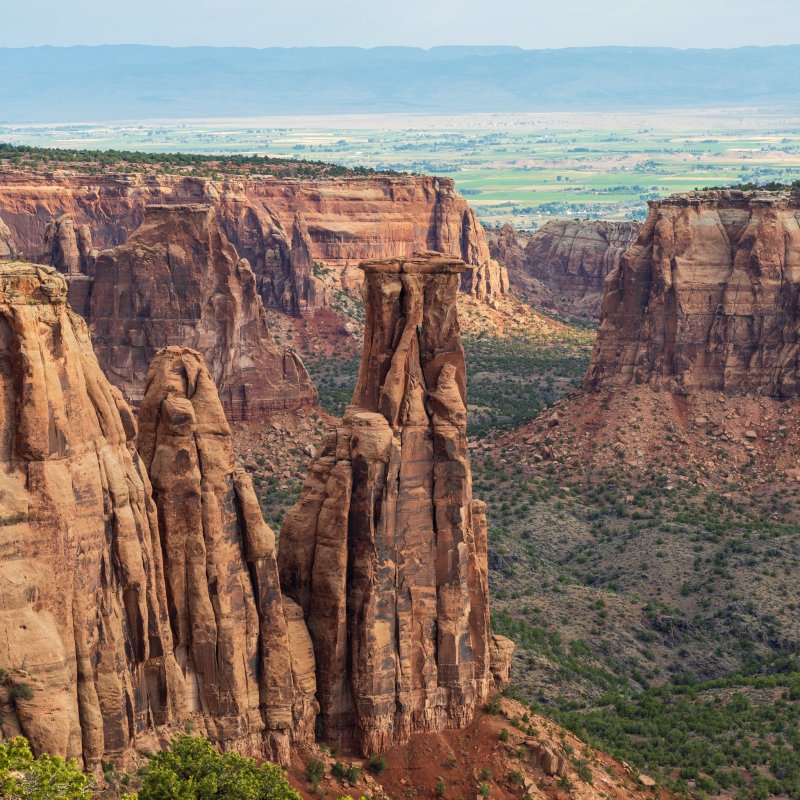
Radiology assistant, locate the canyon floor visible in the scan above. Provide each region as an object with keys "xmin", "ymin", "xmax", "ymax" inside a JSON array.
[{"xmin": 239, "ymin": 288, "xmax": 800, "ymax": 800}]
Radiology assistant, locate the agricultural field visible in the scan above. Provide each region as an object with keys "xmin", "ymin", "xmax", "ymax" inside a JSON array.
[{"xmin": 3, "ymin": 109, "xmax": 800, "ymax": 227}]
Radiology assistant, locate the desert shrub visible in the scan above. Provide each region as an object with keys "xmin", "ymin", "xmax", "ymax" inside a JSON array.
[{"xmin": 136, "ymin": 735, "xmax": 299, "ymax": 800}]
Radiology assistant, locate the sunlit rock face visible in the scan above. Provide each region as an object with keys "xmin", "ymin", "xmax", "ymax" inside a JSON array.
[
  {"xmin": 586, "ymin": 190, "xmax": 800, "ymax": 396},
  {"xmin": 278, "ymin": 251, "xmax": 512, "ymax": 756}
]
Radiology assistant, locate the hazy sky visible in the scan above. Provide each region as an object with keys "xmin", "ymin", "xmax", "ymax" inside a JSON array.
[{"xmin": 2, "ymin": 0, "xmax": 799, "ymax": 49}]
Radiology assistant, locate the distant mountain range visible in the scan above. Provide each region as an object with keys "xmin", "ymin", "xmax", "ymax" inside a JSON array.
[{"xmin": 1, "ymin": 45, "xmax": 799, "ymax": 122}]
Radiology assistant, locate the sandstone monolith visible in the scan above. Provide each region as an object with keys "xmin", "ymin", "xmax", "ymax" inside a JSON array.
[{"xmin": 278, "ymin": 251, "xmax": 512, "ymax": 755}]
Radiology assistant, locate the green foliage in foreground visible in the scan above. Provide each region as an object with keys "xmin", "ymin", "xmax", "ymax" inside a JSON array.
[
  {"xmin": 0, "ymin": 736, "xmax": 92, "ymax": 800},
  {"xmin": 135, "ymin": 736, "xmax": 299, "ymax": 800},
  {"xmin": 544, "ymin": 670, "xmax": 800, "ymax": 799}
]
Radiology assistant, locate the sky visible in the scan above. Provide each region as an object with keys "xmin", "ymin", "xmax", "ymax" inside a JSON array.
[{"xmin": 1, "ymin": 0, "xmax": 799, "ymax": 49}]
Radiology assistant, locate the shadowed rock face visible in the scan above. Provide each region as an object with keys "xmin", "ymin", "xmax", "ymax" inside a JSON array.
[
  {"xmin": 0, "ymin": 172, "xmax": 507, "ymax": 315},
  {"xmin": 0, "ymin": 213, "xmax": 16, "ymax": 258},
  {"xmin": 585, "ymin": 190, "xmax": 800, "ymax": 396},
  {"xmin": 487, "ymin": 220, "xmax": 640, "ymax": 319},
  {"xmin": 278, "ymin": 252, "xmax": 512, "ymax": 755},
  {"xmin": 137, "ymin": 347, "xmax": 317, "ymax": 764},
  {"xmin": 81, "ymin": 203, "xmax": 316, "ymax": 418},
  {"xmin": 0, "ymin": 262, "xmax": 184, "ymax": 768},
  {"xmin": 40, "ymin": 214, "xmax": 97, "ymax": 276}
]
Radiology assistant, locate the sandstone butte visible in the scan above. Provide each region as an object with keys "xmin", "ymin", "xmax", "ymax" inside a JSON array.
[
  {"xmin": 0, "ymin": 172, "xmax": 509, "ymax": 315},
  {"xmin": 278, "ymin": 251, "xmax": 514, "ymax": 757},
  {"xmin": 487, "ymin": 219, "xmax": 640, "ymax": 319},
  {"xmin": 585, "ymin": 189, "xmax": 800, "ymax": 396},
  {"xmin": 67, "ymin": 202, "xmax": 316, "ymax": 419},
  {"xmin": 0, "ymin": 263, "xmax": 316, "ymax": 768}
]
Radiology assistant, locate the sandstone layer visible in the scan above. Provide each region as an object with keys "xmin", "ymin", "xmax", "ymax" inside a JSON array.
[
  {"xmin": 0, "ymin": 171, "xmax": 507, "ymax": 315},
  {"xmin": 137, "ymin": 346, "xmax": 317, "ymax": 763},
  {"xmin": 487, "ymin": 220, "xmax": 640, "ymax": 318},
  {"xmin": 585, "ymin": 190, "xmax": 800, "ymax": 396},
  {"xmin": 0, "ymin": 262, "xmax": 184, "ymax": 767},
  {"xmin": 78, "ymin": 203, "xmax": 316, "ymax": 418},
  {"xmin": 278, "ymin": 251, "xmax": 512, "ymax": 756}
]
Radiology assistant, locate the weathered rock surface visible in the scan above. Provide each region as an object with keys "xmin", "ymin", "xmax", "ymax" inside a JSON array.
[
  {"xmin": 487, "ymin": 220, "xmax": 640, "ymax": 318},
  {"xmin": 0, "ymin": 172, "xmax": 507, "ymax": 316},
  {"xmin": 40, "ymin": 214, "xmax": 97, "ymax": 275},
  {"xmin": 585, "ymin": 190, "xmax": 800, "ymax": 396},
  {"xmin": 81, "ymin": 203, "xmax": 316, "ymax": 418},
  {"xmin": 0, "ymin": 262, "xmax": 184, "ymax": 767},
  {"xmin": 137, "ymin": 346, "xmax": 317, "ymax": 763},
  {"xmin": 278, "ymin": 251, "xmax": 512, "ymax": 755},
  {"xmin": 0, "ymin": 212, "xmax": 16, "ymax": 258}
]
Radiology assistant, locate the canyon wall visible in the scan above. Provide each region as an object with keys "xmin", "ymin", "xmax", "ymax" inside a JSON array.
[
  {"xmin": 488, "ymin": 219, "xmax": 640, "ymax": 318},
  {"xmin": 278, "ymin": 251, "xmax": 512, "ymax": 756},
  {"xmin": 0, "ymin": 171, "xmax": 507, "ymax": 315},
  {"xmin": 585, "ymin": 190, "xmax": 800, "ymax": 396},
  {"xmin": 75, "ymin": 203, "xmax": 316, "ymax": 418},
  {"xmin": 0, "ymin": 264, "xmax": 317, "ymax": 767}
]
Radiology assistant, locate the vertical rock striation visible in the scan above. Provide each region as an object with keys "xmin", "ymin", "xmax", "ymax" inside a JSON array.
[
  {"xmin": 0, "ymin": 172, "xmax": 508, "ymax": 317},
  {"xmin": 0, "ymin": 212, "xmax": 16, "ymax": 259},
  {"xmin": 487, "ymin": 220, "xmax": 640, "ymax": 318},
  {"xmin": 585, "ymin": 190, "xmax": 800, "ymax": 396},
  {"xmin": 137, "ymin": 346, "xmax": 317, "ymax": 763},
  {"xmin": 278, "ymin": 251, "xmax": 511, "ymax": 755},
  {"xmin": 83, "ymin": 203, "xmax": 316, "ymax": 418},
  {"xmin": 0, "ymin": 262, "xmax": 184, "ymax": 768},
  {"xmin": 41, "ymin": 214, "xmax": 97, "ymax": 276}
]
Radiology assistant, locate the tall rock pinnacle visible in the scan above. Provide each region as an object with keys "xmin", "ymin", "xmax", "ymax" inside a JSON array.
[
  {"xmin": 137, "ymin": 346, "xmax": 318, "ymax": 763},
  {"xmin": 278, "ymin": 251, "xmax": 512, "ymax": 755}
]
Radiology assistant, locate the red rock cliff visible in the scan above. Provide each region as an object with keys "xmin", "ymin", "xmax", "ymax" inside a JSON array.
[
  {"xmin": 0, "ymin": 262, "xmax": 184, "ymax": 768},
  {"xmin": 137, "ymin": 346, "xmax": 317, "ymax": 764},
  {"xmin": 488, "ymin": 220, "xmax": 640, "ymax": 318},
  {"xmin": 585, "ymin": 190, "xmax": 800, "ymax": 395},
  {"xmin": 0, "ymin": 172, "xmax": 506, "ymax": 315},
  {"xmin": 278, "ymin": 252, "xmax": 512, "ymax": 756},
  {"xmin": 80, "ymin": 203, "xmax": 316, "ymax": 418}
]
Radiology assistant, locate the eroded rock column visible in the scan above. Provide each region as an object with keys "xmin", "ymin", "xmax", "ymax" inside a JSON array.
[
  {"xmin": 137, "ymin": 346, "xmax": 318, "ymax": 764},
  {"xmin": 279, "ymin": 251, "xmax": 511, "ymax": 755}
]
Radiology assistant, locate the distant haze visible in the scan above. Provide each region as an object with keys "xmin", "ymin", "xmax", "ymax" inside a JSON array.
[
  {"xmin": 1, "ymin": 45, "xmax": 800, "ymax": 123},
  {"xmin": 1, "ymin": 0, "xmax": 799, "ymax": 49}
]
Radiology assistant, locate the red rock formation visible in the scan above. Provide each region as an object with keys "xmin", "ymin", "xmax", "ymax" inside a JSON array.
[
  {"xmin": 40, "ymin": 214, "xmax": 97, "ymax": 275},
  {"xmin": 0, "ymin": 213, "xmax": 16, "ymax": 258},
  {"xmin": 488, "ymin": 220, "xmax": 640, "ymax": 318},
  {"xmin": 82, "ymin": 203, "xmax": 316, "ymax": 418},
  {"xmin": 278, "ymin": 252, "xmax": 512, "ymax": 755},
  {"xmin": 137, "ymin": 346, "xmax": 317, "ymax": 763},
  {"xmin": 0, "ymin": 262, "xmax": 184, "ymax": 768},
  {"xmin": 0, "ymin": 171, "xmax": 506, "ymax": 316},
  {"xmin": 585, "ymin": 190, "xmax": 800, "ymax": 396}
]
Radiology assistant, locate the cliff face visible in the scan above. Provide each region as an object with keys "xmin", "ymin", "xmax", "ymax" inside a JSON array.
[
  {"xmin": 0, "ymin": 172, "xmax": 506, "ymax": 315},
  {"xmin": 40, "ymin": 214, "xmax": 97, "ymax": 275},
  {"xmin": 80, "ymin": 203, "xmax": 316, "ymax": 418},
  {"xmin": 278, "ymin": 252, "xmax": 512, "ymax": 756},
  {"xmin": 137, "ymin": 347, "xmax": 317, "ymax": 763},
  {"xmin": 585, "ymin": 190, "xmax": 800, "ymax": 396},
  {"xmin": 0, "ymin": 213, "xmax": 16, "ymax": 258},
  {"xmin": 0, "ymin": 263, "xmax": 184, "ymax": 767},
  {"xmin": 488, "ymin": 220, "xmax": 640, "ymax": 318},
  {"xmin": 0, "ymin": 269, "xmax": 317, "ymax": 768}
]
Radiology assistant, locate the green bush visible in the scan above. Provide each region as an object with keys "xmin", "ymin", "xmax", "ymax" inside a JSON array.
[
  {"xmin": 368, "ymin": 754, "xmax": 388, "ymax": 775},
  {"xmin": 0, "ymin": 736, "xmax": 91, "ymax": 799},
  {"xmin": 136, "ymin": 735, "xmax": 299, "ymax": 800}
]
